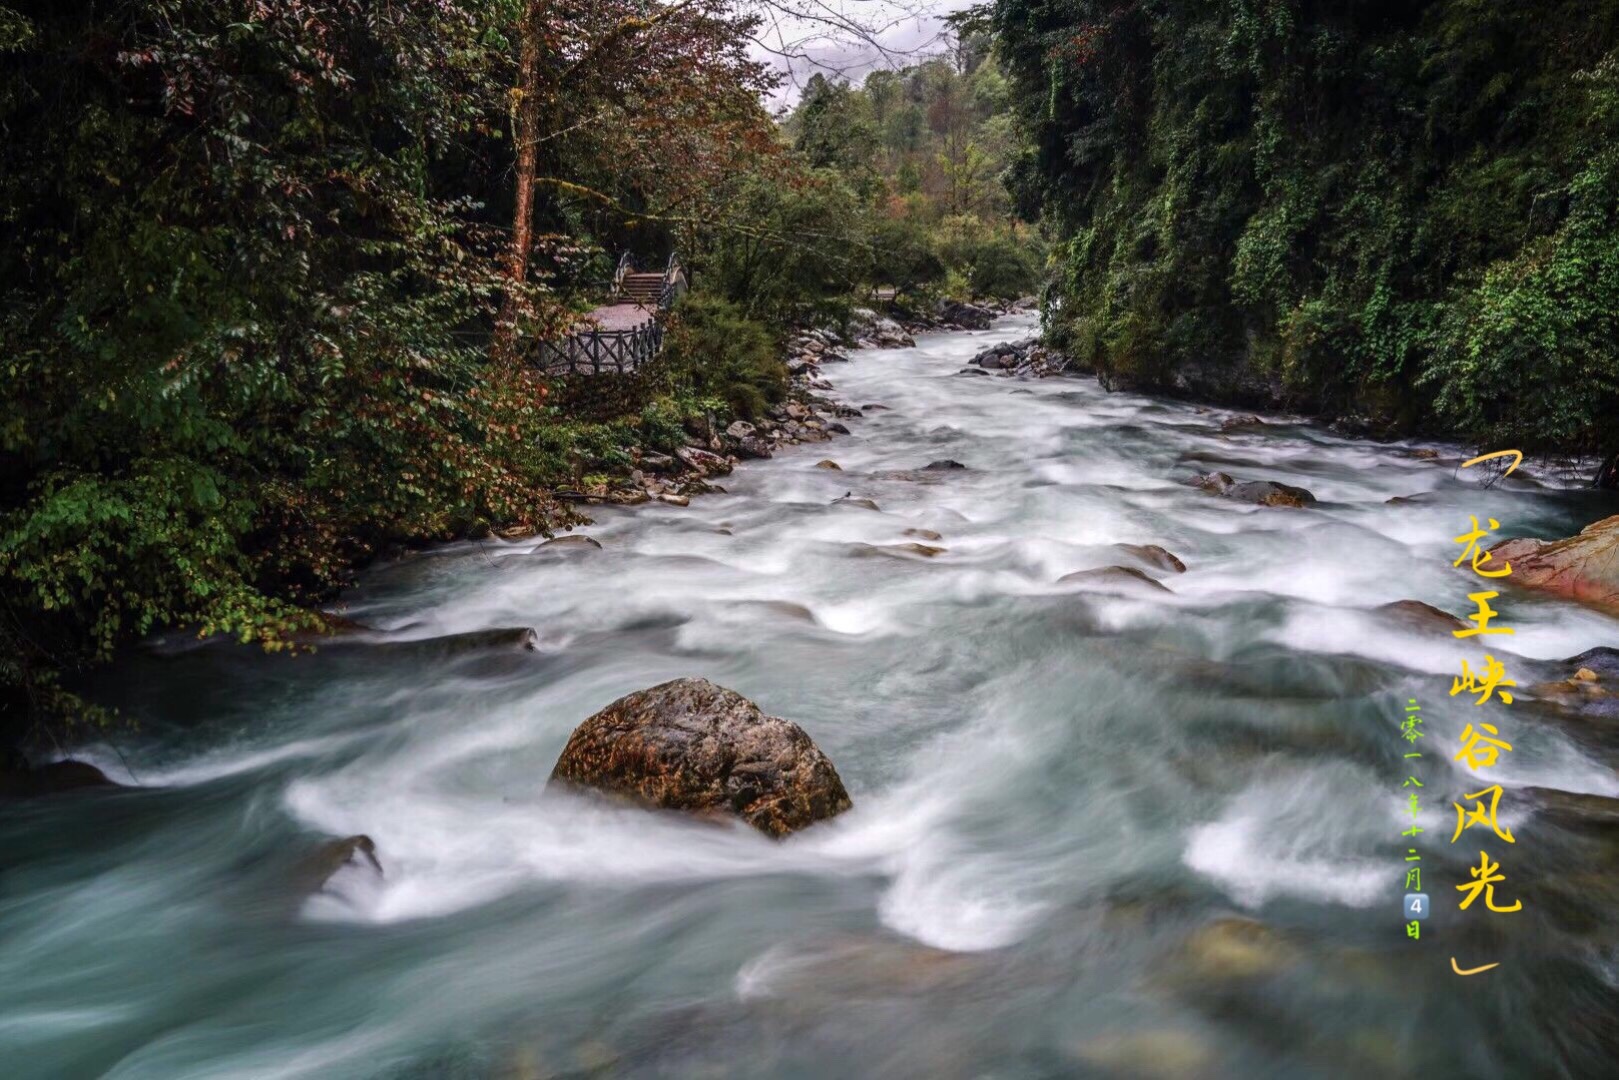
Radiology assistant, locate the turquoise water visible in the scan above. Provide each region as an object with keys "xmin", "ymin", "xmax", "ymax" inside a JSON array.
[{"xmin": 4, "ymin": 317, "xmax": 1618, "ymax": 1078}]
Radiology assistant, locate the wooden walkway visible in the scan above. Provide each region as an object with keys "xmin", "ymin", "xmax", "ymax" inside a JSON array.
[
  {"xmin": 533, "ymin": 254, "xmax": 685, "ymax": 376},
  {"xmin": 584, "ymin": 301, "xmax": 657, "ymax": 332}
]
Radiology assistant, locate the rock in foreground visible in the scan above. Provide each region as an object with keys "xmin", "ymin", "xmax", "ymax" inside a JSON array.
[
  {"xmin": 0, "ymin": 753, "xmax": 120, "ymax": 799},
  {"xmin": 549, "ymin": 678, "xmax": 852, "ymax": 837},
  {"xmin": 1489, "ymin": 514, "xmax": 1619, "ymax": 614},
  {"xmin": 1376, "ymin": 599, "xmax": 1468, "ymax": 634},
  {"xmin": 1188, "ymin": 471, "xmax": 1316, "ymax": 508},
  {"xmin": 1058, "ymin": 565, "xmax": 1173, "ymax": 593},
  {"xmin": 1116, "ymin": 543, "xmax": 1187, "ymax": 573}
]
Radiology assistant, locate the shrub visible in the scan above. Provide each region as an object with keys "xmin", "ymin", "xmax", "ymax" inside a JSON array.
[{"xmin": 660, "ymin": 293, "xmax": 787, "ymax": 421}]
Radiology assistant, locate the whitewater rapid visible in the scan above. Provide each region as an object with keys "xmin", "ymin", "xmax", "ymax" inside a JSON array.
[{"xmin": 6, "ymin": 315, "xmax": 1618, "ymax": 1078}]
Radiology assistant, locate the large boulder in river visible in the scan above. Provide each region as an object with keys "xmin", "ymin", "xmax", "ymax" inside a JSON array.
[
  {"xmin": 1188, "ymin": 471, "xmax": 1316, "ymax": 508},
  {"xmin": 0, "ymin": 754, "xmax": 120, "ymax": 799},
  {"xmin": 548, "ymin": 678, "xmax": 852, "ymax": 837},
  {"xmin": 936, "ymin": 299, "xmax": 996, "ymax": 330},
  {"xmin": 1489, "ymin": 515, "xmax": 1619, "ymax": 614}
]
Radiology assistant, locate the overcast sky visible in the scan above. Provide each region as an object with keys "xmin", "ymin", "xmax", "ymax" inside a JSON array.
[{"xmin": 749, "ymin": 0, "xmax": 976, "ymax": 104}]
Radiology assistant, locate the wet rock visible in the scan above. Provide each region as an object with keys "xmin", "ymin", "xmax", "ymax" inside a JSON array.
[
  {"xmin": 1521, "ymin": 787, "xmax": 1619, "ymax": 833},
  {"xmin": 1058, "ymin": 565, "xmax": 1173, "ymax": 593},
  {"xmin": 847, "ymin": 308, "xmax": 916, "ymax": 349},
  {"xmin": 725, "ymin": 421, "xmax": 755, "ymax": 440},
  {"xmin": 863, "ymin": 404, "xmax": 890, "ymax": 412},
  {"xmin": 1375, "ymin": 599, "xmax": 1468, "ymax": 634},
  {"xmin": 974, "ymin": 344, "xmax": 1018, "ymax": 369},
  {"xmin": 739, "ymin": 934, "xmax": 990, "ymax": 1002},
  {"xmin": 656, "ymin": 493, "xmax": 690, "ymax": 507},
  {"xmin": 548, "ymin": 678, "xmax": 852, "ymax": 837},
  {"xmin": 1218, "ymin": 414, "xmax": 1264, "ymax": 434},
  {"xmin": 903, "ymin": 528, "xmax": 943, "ymax": 541},
  {"xmin": 1116, "ymin": 543, "xmax": 1186, "ymax": 574},
  {"xmin": 0, "ymin": 754, "xmax": 121, "ymax": 799},
  {"xmin": 849, "ymin": 542, "xmax": 946, "ymax": 559},
  {"xmin": 446, "ymin": 627, "xmax": 539, "ymax": 652},
  {"xmin": 1173, "ymin": 916, "xmax": 1299, "ymax": 980},
  {"xmin": 734, "ymin": 600, "xmax": 818, "ymax": 624},
  {"xmin": 1566, "ymin": 647, "xmax": 1619, "ymax": 682},
  {"xmin": 346, "ymin": 626, "xmax": 538, "ymax": 655},
  {"xmin": 675, "ymin": 446, "xmax": 732, "ymax": 476},
  {"xmin": 1398, "ymin": 447, "xmax": 1441, "ymax": 460},
  {"xmin": 1487, "ymin": 514, "xmax": 1619, "ymax": 614},
  {"xmin": 936, "ymin": 299, "xmax": 996, "ymax": 330},
  {"xmin": 1069, "ymin": 1029, "xmax": 1216, "ymax": 1079},
  {"xmin": 813, "ymin": 460, "xmax": 842, "ymax": 471},
  {"xmin": 1521, "ymin": 648, "xmax": 1619, "ymax": 730},
  {"xmin": 290, "ymin": 835, "xmax": 383, "ymax": 896},
  {"xmin": 735, "ymin": 436, "xmax": 773, "ymax": 460},
  {"xmin": 832, "ymin": 494, "xmax": 881, "ymax": 511},
  {"xmin": 638, "ymin": 451, "xmax": 676, "ymax": 472},
  {"xmin": 1188, "ymin": 471, "xmax": 1316, "ymax": 508},
  {"xmin": 540, "ymin": 534, "xmax": 601, "ymax": 550},
  {"xmin": 966, "ymin": 337, "xmax": 1070, "ymax": 378},
  {"xmin": 826, "ymin": 422, "xmax": 851, "ymax": 435},
  {"xmin": 923, "ymin": 459, "xmax": 967, "ymax": 471}
]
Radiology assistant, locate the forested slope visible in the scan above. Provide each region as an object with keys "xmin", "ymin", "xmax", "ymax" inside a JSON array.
[{"xmin": 991, "ymin": 0, "xmax": 1619, "ymax": 455}]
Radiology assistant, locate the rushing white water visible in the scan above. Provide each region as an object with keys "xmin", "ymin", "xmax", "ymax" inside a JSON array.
[{"xmin": 5, "ymin": 315, "xmax": 1618, "ymax": 1078}]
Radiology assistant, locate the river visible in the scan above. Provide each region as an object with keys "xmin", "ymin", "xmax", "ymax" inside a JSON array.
[{"xmin": 4, "ymin": 316, "xmax": 1618, "ymax": 1078}]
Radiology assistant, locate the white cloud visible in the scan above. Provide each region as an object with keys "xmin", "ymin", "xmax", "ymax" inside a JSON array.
[{"xmin": 744, "ymin": 0, "xmax": 977, "ymax": 103}]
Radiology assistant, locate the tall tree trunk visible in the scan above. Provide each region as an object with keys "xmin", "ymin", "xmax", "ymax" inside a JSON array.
[{"xmin": 493, "ymin": 0, "xmax": 544, "ymax": 363}]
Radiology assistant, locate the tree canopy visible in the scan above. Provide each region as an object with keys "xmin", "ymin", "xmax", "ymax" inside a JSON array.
[{"xmin": 992, "ymin": 0, "xmax": 1619, "ymax": 452}]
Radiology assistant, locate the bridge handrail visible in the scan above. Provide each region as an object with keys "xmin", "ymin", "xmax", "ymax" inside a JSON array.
[
  {"xmin": 532, "ymin": 250, "xmax": 686, "ymax": 377},
  {"xmin": 652, "ymin": 250, "xmax": 687, "ymax": 311},
  {"xmin": 611, "ymin": 250, "xmax": 635, "ymax": 297}
]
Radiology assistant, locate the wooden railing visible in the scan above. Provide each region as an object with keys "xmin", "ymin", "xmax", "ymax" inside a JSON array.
[
  {"xmin": 532, "ymin": 319, "xmax": 665, "ymax": 376},
  {"xmin": 532, "ymin": 252, "xmax": 685, "ymax": 377}
]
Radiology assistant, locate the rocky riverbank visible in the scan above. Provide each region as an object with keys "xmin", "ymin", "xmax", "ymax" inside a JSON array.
[{"xmin": 547, "ymin": 327, "xmax": 872, "ymax": 515}]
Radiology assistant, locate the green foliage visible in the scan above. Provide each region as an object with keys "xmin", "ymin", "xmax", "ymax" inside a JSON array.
[
  {"xmin": 660, "ymin": 293, "xmax": 786, "ymax": 421},
  {"xmin": 935, "ymin": 216, "xmax": 1044, "ymax": 300},
  {"xmin": 1426, "ymin": 145, "xmax": 1619, "ymax": 449},
  {"xmin": 0, "ymin": 0, "xmax": 555, "ymax": 737},
  {"xmin": 695, "ymin": 171, "xmax": 866, "ymax": 327},
  {"xmin": 992, "ymin": 0, "xmax": 1619, "ymax": 454},
  {"xmin": 778, "ymin": 39, "xmax": 1039, "ymax": 307},
  {"xmin": 869, "ymin": 214, "xmax": 947, "ymax": 299}
]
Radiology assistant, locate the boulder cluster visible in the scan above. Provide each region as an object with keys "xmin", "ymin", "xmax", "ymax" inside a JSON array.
[
  {"xmin": 844, "ymin": 307, "xmax": 916, "ymax": 349},
  {"xmin": 1186, "ymin": 470, "xmax": 1317, "ymax": 508},
  {"xmin": 573, "ymin": 392, "xmax": 860, "ymax": 512},
  {"xmin": 968, "ymin": 337, "xmax": 1071, "ymax": 378},
  {"xmin": 846, "ymin": 297, "xmax": 1031, "ymax": 343}
]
